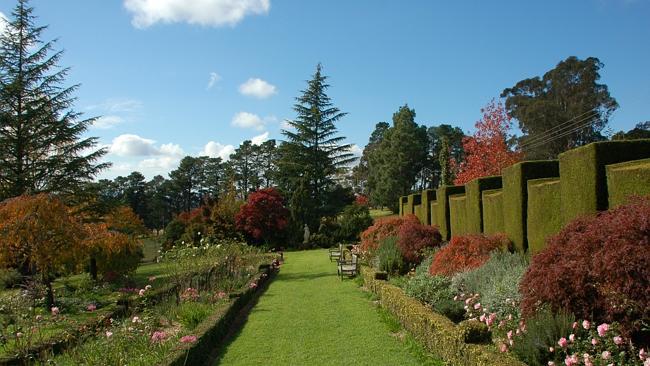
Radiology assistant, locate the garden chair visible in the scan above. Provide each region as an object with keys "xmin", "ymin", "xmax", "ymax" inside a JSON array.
[
  {"xmin": 337, "ymin": 253, "xmax": 359, "ymax": 279},
  {"xmin": 329, "ymin": 243, "xmax": 343, "ymax": 262}
]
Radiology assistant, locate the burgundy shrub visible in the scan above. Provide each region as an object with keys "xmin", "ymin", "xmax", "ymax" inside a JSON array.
[
  {"xmin": 397, "ymin": 214, "xmax": 442, "ymax": 265},
  {"xmin": 519, "ymin": 197, "xmax": 650, "ymax": 338}
]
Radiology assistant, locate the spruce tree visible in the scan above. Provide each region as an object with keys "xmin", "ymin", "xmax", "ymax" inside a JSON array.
[
  {"xmin": 0, "ymin": 0, "xmax": 107, "ymax": 201},
  {"xmin": 279, "ymin": 63, "xmax": 354, "ymax": 230}
]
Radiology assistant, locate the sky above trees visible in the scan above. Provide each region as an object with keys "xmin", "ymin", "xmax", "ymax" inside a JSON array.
[{"xmin": 0, "ymin": 0, "xmax": 648, "ymax": 179}]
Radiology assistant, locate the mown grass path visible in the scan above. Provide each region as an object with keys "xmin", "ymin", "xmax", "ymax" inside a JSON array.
[{"xmin": 216, "ymin": 249, "xmax": 427, "ymax": 366}]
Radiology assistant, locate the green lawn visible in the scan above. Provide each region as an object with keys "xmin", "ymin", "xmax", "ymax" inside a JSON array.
[{"xmin": 216, "ymin": 249, "xmax": 441, "ymax": 366}]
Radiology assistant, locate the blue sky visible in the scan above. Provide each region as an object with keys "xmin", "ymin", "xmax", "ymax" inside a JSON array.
[{"xmin": 1, "ymin": 0, "xmax": 648, "ymax": 179}]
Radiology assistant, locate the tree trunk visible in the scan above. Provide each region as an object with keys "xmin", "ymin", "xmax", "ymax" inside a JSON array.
[{"xmin": 89, "ymin": 257, "xmax": 98, "ymax": 281}]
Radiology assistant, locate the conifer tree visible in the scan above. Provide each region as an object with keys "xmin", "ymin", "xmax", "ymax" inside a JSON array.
[
  {"xmin": 279, "ymin": 63, "xmax": 354, "ymax": 230},
  {"xmin": 0, "ymin": 0, "xmax": 107, "ymax": 200}
]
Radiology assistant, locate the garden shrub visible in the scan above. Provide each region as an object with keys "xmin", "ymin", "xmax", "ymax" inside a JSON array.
[
  {"xmin": 451, "ymin": 251, "xmax": 528, "ymax": 318},
  {"xmin": 509, "ymin": 307, "xmax": 575, "ymax": 366},
  {"xmin": 163, "ymin": 219, "xmax": 186, "ymax": 249},
  {"xmin": 429, "ymin": 234, "xmax": 510, "ymax": 276},
  {"xmin": 177, "ymin": 302, "xmax": 212, "ymax": 330},
  {"xmin": 0, "ymin": 268, "xmax": 21, "ymax": 289},
  {"xmin": 397, "ymin": 214, "xmax": 442, "ymax": 265},
  {"xmin": 337, "ymin": 203, "xmax": 373, "ymax": 242},
  {"xmin": 519, "ymin": 197, "xmax": 650, "ymax": 338},
  {"xmin": 377, "ymin": 236, "xmax": 405, "ymax": 274},
  {"xmin": 235, "ymin": 188, "xmax": 289, "ymax": 245},
  {"xmin": 404, "ymin": 272, "xmax": 464, "ymax": 322},
  {"xmin": 359, "ymin": 216, "xmax": 404, "ymax": 255}
]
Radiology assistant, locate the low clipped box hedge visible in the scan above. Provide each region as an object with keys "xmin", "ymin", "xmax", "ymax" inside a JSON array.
[
  {"xmin": 559, "ymin": 140, "xmax": 650, "ymax": 224},
  {"xmin": 449, "ymin": 194, "xmax": 469, "ymax": 237},
  {"xmin": 502, "ymin": 160, "xmax": 559, "ymax": 252},
  {"xmin": 526, "ymin": 178, "xmax": 562, "ymax": 255},
  {"xmin": 435, "ymin": 185, "xmax": 465, "ymax": 241},
  {"xmin": 606, "ymin": 158, "xmax": 650, "ymax": 208},
  {"xmin": 361, "ymin": 267, "xmax": 525, "ymax": 366},
  {"xmin": 465, "ymin": 176, "xmax": 502, "ymax": 234},
  {"xmin": 481, "ymin": 189, "xmax": 504, "ymax": 235}
]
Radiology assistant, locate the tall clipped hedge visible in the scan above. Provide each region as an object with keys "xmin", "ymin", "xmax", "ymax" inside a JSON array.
[
  {"xmin": 430, "ymin": 200, "xmax": 439, "ymax": 228},
  {"xmin": 559, "ymin": 140, "xmax": 650, "ymax": 224},
  {"xmin": 502, "ymin": 160, "xmax": 559, "ymax": 252},
  {"xmin": 606, "ymin": 158, "xmax": 650, "ymax": 208},
  {"xmin": 416, "ymin": 189, "xmax": 436, "ymax": 225},
  {"xmin": 435, "ymin": 185, "xmax": 465, "ymax": 241},
  {"xmin": 404, "ymin": 193, "xmax": 421, "ymax": 216},
  {"xmin": 482, "ymin": 189, "xmax": 504, "ymax": 235},
  {"xmin": 526, "ymin": 178, "xmax": 562, "ymax": 255},
  {"xmin": 399, "ymin": 196, "xmax": 407, "ymax": 216},
  {"xmin": 465, "ymin": 176, "xmax": 502, "ymax": 234},
  {"xmin": 449, "ymin": 194, "xmax": 469, "ymax": 237},
  {"xmin": 413, "ymin": 204, "xmax": 423, "ymax": 223}
]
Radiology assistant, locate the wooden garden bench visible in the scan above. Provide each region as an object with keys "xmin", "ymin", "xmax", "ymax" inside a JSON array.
[
  {"xmin": 329, "ymin": 243, "xmax": 343, "ymax": 262},
  {"xmin": 338, "ymin": 253, "xmax": 359, "ymax": 279}
]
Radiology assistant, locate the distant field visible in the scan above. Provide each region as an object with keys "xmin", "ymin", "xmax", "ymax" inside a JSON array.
[
  {"xmin": 369, "ymin": 208, "xmax": 396, "ymax": 221},
  {"xmin": 141, "ymin": 237, "xmax": 162, "ymax": 263}
]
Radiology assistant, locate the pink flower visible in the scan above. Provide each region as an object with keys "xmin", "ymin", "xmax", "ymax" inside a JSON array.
[
  {"xmin": 558, "ymin": 337, "xmax": 568, "ymax": 348},
  {"xmin": 151, "ymin": 331, "xmax": 167, "ymax": 343},
  {"xmin": 138, "ymin": 289, "xmax": 146, "ymax": 296},
  {"xmin": 145, "ymin": 285, "xmax": 152, "ymax": 290},
  {"xmin": 572, "ymin": 322, "xmax": 578, "ymax": 329},
  {"xmin": 148, "ymin": 276, "xmax": 156, "ymax": 282},
  {"xmin": 564, "ymin": 354, "xmax": 579, "ymax": 366},
  {"xmin": 549, "ymin": 347, "xmax": 555, "ymax": 353},
  {"xmin": 613, "ymin": 336, "xmax": 623, "ymax": 345},
  {"xmin": 105, "ymin": 331, "xmax": 113, "ymax": 338},
  {"xmin": 507, "ymin": 330, "xmax": 513, "ymax": 340},
  {"xmin": 498, "ymin": 320, "xmax": 505, "ymax": 328},
  {"xmin": 640, "ymin": 348, "xmax": 647, "ymax": 360},
  {"xmin": 583, "ymin": 353, "xmax": 593, "ymax": 366},
  {"xmin": 499, "ymin": 343, "xmax": 508, "ymax": 353},
  {"xmin": 453, "ymin": 296, "xmax": 458, "ymax": 301},
  {"xmin": 548, "ymin": 362, "xmax": 555, "ymax": 366},
  {"xmin": 16, "ymin": 332, "xmax": 23, "ymax": 338},
  {"xmin": 645, "ymin": 359, "xmax": 650, "ymax": 366},
  {"xmin": 597, "ymin": 323, "xmax": 609, "ymax": 337},
  {"xmin": 479, "ymin": 314, "xmax": 486, "ymax": 322},
  {"xmin": 582, "ymin": 320, "xmax": 591, "ymax": 330},
  {"xmin": 601, "ymin": 351, "xmax": 611, "ymax": 360},
  {"xmin": 216, "ymin": 291, "xmax": 227, "ymax": 299},
  {"xmin": 35, "ymin": 315, "xmax": 43, "ymax": 321},
  {"xmin": 249, "ymin": 282, "xmax": 258, "ymax": 289},
  {"xmin": 569, "ymin": 334, "xmax": 575, "ymax": 342},
  {"xmin": 465, "ymin": 298, "xmax": 472, "ymax": 305},
  {"xmin": 591, "ymin": 338, "xmax": 598, "ymax": 346},
  {"xmin": 180, "ymin": 335, "xmax": 197, "ymax": 344},
  {"xmin": 474, "ymin": 303, "xmax": 482, "ymax": 310},
  {"xmin": 87, "ymin": 304, "xmax": 96, "ymax": 312},
  {"xmin": 51, "ymin": 307, "xmax": 59, "ymax": 316},
  {"xmin": 132, "ymin": 316, "xmax": 141, "ymax": 323},
  {"xmin": 508, "ymin": 314, "xmax": 513, "ymax": 321},
  {"xmin": 487, "ymin": 313, "xmax": 496, "ymax": 327}
]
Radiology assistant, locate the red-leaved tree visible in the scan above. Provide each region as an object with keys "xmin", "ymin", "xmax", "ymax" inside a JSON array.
[
  {"xmin": 453, "ymin": 100, "xmax": 522, "ymax": 185},
  {"xmin": 235, "ymin": 188, "xmax": 289, "ymax": 245}
]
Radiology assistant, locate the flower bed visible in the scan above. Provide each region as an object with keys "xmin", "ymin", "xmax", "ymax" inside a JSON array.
[{"xmin": 361, "ymin": 266, "xmax": 525, "ymax": 366}]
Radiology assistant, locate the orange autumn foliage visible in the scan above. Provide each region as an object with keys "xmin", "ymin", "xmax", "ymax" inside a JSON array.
[
  {"xmin": 429, "ymin": 234, "xmax": 510, "ymax": 276},
  {"xmin": 359, "ymin": 216, "xmax": 404, "ymax": 254},
  {"xmin": 0, "ymin": 194, "xmax": 86, "ymax": 277}
]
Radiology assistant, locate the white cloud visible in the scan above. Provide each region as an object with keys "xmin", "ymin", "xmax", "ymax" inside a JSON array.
[
  {"xmin": 93, "ymin": 115, "xmax": 125, "ymax": 129},
  {"xmin": 231, "ymin": 111, "xmax": 265, "ymax": 130},
  {"xmin": 139, "ymin": 156, "xmax": 181, "ymax": 170},
  {"xmin": 238, "ymin": 78, "xmax": 277, "ymax": 99},
  {"xmin": 0, "ymin": 12, "xmax": 7, "ymax": 35},
  {"xmin": 207, "ymin": 72, "xmax": 221, "ymax": 89},
  {"xmin": 87, "ymin": 99, "xmax": 142, "ymax": 113},
  {"xmin": 251, "ymin": 132, "xmax": 269, "ymax": 145},
  {"xmin": 200, "ymin": 141, "xmax": 235, "ymax": 160},
  {"xmin": 109, "ymin": 134, "xmax": 159, "ymax": 156},
  {"xmin": 109, "ymin": 134, "xmax": 185, "ymax": 159},
  {"xmin": 124, "ymin": 0, "xmax": 270, "ymax": 28},
  {"xmin": 350, "ymin": 144, "xmax": 363, "ymax": 157}
]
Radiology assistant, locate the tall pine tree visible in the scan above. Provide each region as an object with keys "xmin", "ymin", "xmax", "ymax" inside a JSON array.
[
  {"xmin": 279, "ymin": 63, "xmax": 355, "ymax": 230},
  {"xmin": 0, "ymin": 0, "xmax": 107, "ymax": 200}
]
